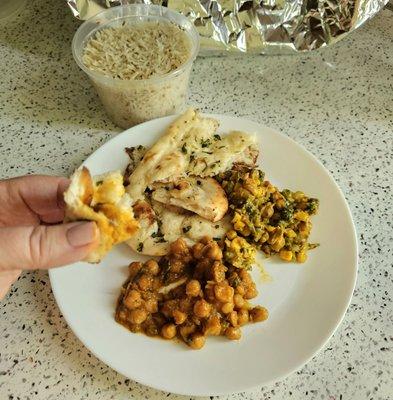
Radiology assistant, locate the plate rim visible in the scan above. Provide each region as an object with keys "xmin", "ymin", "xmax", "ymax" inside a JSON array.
[{"xmin": 50, "ymin": 112, "xmax": 358, "ymax": 396}]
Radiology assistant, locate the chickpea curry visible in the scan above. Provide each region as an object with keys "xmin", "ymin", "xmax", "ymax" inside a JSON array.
[
  {"xmin": 116, "ymin": 237, "xmax": 268, "ymax": 349},
  {"xmin": 115, "ymin": 166, "xmax": 319, "ymax": 348}
]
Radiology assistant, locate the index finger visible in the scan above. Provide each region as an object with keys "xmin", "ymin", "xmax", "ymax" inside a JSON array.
[{"xmin": 6, "ymin": 175, "xmax": 70, "ymax": 217}]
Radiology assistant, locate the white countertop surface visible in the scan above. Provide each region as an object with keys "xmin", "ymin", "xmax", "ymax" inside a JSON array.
[{"xmin": 0, "ymin": 1, "xmax": 392, "ymax": 399}]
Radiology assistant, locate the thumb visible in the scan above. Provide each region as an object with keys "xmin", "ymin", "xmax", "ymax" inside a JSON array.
[{"xmin": 0, "ymin": 222, "xmax": 99, "ymax": 271}]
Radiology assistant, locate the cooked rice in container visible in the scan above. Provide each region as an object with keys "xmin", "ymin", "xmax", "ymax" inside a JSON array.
[{"xmin": 82, "ymin": 20, "xmax": 194, "ymax": 128}]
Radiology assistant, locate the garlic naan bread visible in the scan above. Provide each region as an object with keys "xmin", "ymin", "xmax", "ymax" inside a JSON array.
[
  {"xmin": 127, "ymin": 200, "xmax": 232, "ymax": 256},
  {"xmin": 125, "ymin": 109, "xmax": 258, "ymax": 256},
  {"xmin": 151, "ymin": 176, "xmax": 228, "ymax": 222},
  {"xmin": 64, "ymin": 167, "xmax": 139, "ymax": 263},
  {"xmin": 126, "ymin": 109, "xmax": 258, "ymax": 201}
]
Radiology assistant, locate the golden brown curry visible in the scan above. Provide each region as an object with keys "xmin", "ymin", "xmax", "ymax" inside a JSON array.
[{"xmin": 115, "ymin": 237, "xmax": 268, "ymax": 349}]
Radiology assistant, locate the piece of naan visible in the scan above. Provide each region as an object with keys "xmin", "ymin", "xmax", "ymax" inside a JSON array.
[
  {"xmin": 64, "ymin": 167, "xmax": 139, "ymax": 263},
  {"xmin": 151, "ymin": 176, "xmax": 228, "ymax": 222},
  {"xmin": 123, "ymin": 146, "xmax": 146, "ymax": 186},
  {"xmin": 126, "ymin": 109, "xmax": 258, "ymax": 201},
  {"xmin": 127, "ymin": 200, "xmax": 231, "ymax": 256},
  {"xmin": 125, "ymin": 108, "xmax": 258, "ymax": 256}
]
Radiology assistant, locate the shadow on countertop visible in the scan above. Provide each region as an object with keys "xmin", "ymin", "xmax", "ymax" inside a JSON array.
[{"xmin": 0, "ymin": 0, "xmax": 119, "ymax": 133}]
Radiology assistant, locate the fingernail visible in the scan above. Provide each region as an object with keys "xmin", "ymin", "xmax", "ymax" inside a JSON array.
[{"xmin": 67, "ymin": 222, "xmax": 97, "ymax": 247}]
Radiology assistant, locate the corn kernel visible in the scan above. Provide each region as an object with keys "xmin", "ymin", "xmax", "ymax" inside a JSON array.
[
  {"xmin": 296, "ymin": 251, "xmax": 307, "ymax": 263},
  {"xmin": 285, "ymin": 229, "xmax": 297, "ymax": 238},
  {"xmin": 279, "ymin": 249, "xmax": 293, "ymax": 261},
  {"xmin": 226, "ymin": 230, "xmax": 237, "ymax": 240},
  {"xmin": 294, "ymin": 211, "xmax": 309, "ymax": 222}
]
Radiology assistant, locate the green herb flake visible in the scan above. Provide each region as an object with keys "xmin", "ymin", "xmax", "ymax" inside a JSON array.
[
  {"xmin": 230, "ymin": 276, "xmax": 241, "ymax": 288},
  {"xmin": 214, "ymin": 134, "xmax": 221, "ymax": 141},
  {"xmin": 181, "ymin": 143, "xmax": 187, "ymax": 154},
  {"xmin": 201, "ymin": 139, "xmax": 211, "ymax": 148},
  {"xmin": 306, "ymin": 198, "xmax": 319, "ymax": 214},
  {"xmin": 137, "ymin": 243, "xmax": 144, "ymax": 252},
  {"xmin": 144, "ymin": 187, "xmax": 153, "ymax": 194},
  {"xmin": 152, "ymin": 230, "xmax": 164, "ymax": 238},
  {"xmin": 182, "ymin": 226, "xmax": 191, "ymax": 233}
]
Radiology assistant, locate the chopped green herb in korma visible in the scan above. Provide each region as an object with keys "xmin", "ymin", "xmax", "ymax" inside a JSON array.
[
  {"xmin": 137, "ymin": 243, "xmax": 144, "ymax": 252},
  {"xmin": 229, "ymin": 275, "xmax": 241, "ymax": 288},
  {"xmin": 182, "ymin": 226, "xmax": 191, "ymax": 233}
]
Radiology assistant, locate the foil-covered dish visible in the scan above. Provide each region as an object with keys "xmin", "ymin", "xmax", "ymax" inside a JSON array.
[{"xmin": 66, "ymin": 0, "xmax": 389, "ymax": 54}]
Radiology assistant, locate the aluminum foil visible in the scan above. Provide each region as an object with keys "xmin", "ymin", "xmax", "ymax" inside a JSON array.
[{"xmin": 66, "ymin": 0, "xmax": 389, "ymax": 54}]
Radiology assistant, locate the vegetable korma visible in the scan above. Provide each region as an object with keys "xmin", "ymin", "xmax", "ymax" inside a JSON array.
[{"xmin": 217, "ymin": 168, "xmax": 319, "ymax": 263}]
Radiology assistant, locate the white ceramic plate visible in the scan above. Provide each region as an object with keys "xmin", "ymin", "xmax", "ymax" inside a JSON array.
[{"xmin": 50, "ymin": 114, "xmax": 357, "ymax": 396}]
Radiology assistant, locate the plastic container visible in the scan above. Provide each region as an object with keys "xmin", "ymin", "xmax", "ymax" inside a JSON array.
[
  {"xmin": 0, "ymin": 0, "xmax": 26, "ymax": 19},
  {"xmin": 72, "ymin": 4, "xmax": 199, "ymax": 129}
]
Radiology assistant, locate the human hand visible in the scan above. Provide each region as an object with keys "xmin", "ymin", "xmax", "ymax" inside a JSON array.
[{"xmin": 0, "ymin": 175, "xmax": 99, "ymax": 300}]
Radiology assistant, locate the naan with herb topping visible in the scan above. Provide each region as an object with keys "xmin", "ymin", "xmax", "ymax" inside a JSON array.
[
  {"xmin": 127, "ymin": 200, "xmax": 232, "ymax": 256},
  {"xmin": 125, "ymin": 109, "xmax": 258, "ymax": 256},
  {"xmin": 151, "ymin": 176, "xmax": 228, "ymax": 222},
  {"xmin": 126, "ymin": 109, "xmax": 258, "ymax": 201}
]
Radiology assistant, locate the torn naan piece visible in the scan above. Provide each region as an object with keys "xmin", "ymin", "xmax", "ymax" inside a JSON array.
[
  {"xmin": 64, "ymin": 167, "xmax": 139, "ymax": 263},
  {"xmin": 125, "ymin": 109, "xmax": 259, "ymax": 256},
  {"xmin": 124, "ymin": 146, "xmax": 147, "ymax": 186},
  {"xmin": 151, "ymin": 176, "xmax": 228, "ymax": 222},
  {"xmin": 127, "ymin": 200, "xmax": 231, "ymax": 256},
  {"xmin": 126, "ymin": 109, "xmax": 258, "ymax": 201},
  {"xmin": 126, "ymin": 199, "xmax": 169, "ymax": 256}
]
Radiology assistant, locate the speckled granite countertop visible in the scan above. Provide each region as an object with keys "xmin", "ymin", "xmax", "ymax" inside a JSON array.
[{"xmin": 0, "ymin": 1, "xmax": 392, "ymax": 399}]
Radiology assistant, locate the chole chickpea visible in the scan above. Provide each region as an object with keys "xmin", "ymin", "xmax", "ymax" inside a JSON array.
[{"xmin": 115, "ymin": 237, "xmax": 268, "ymax": 349}]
